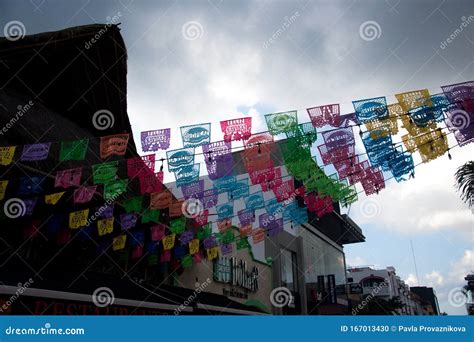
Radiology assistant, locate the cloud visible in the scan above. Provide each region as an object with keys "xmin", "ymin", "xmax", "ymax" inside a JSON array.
[{"xmin": 405, "ymin": 250, "xmax": 473, "ymax": 314}]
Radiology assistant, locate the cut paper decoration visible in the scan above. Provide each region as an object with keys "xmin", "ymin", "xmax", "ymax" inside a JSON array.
[
  {"xmin": 203, "ymin": 235, "xmax": 217, "ymax": 249},
  {"xmin": 60, "ymin": 139, "xmax": 88, "ymax": 161},
  {"xmin": 104, "ymin": 179, "xmax": 127, "ymax": 201},
  {"xmin": 151, "ymin": 224, "xmax": 166, "ymax": 241},
  {"xmin": 285, "ymin": 122, "xmax": 318, "ymax": 149},
  {"xmin": 170, "ymin": 217, "xmax": 186, "ymax": 234},
  {"xmin": 352, "ymin": 96, "xmax": 388, "ymax": 123},
  {"xmin": 122, "ymin": 196, "xmax": 143, "ymax": 213},
  {"xmin": 163, "ymin": 234, "xmax": 176, "ymax": 250},
  {"xmin": 221, "ymin": 243, "xmax": 233, "ymax": 255},
  {"xmin": 92, "ymin": 162, "xmax": 118, "ymax": 184},
  {"xmin": 141, "ymin": 128, "xmax": 171, "ymax": 152},
  {"xmin": 220, "ymin": 117, "xmax": 252, "ymax": 142},
  {"xmin": 179, "ymin": 230, "xmax": 194, "ymax": 245},
  {"xmin": 441, "ymin": 81, "xmax": 474, "ymax": 104},
  {"xmin": 213, "ymin": 176, "xmax": 237, "ymax": 194},
  {"xmin": 150, "ymin": 190, "xmax": 173, "ymax": 210},
  {"xmin": 239, "ymin": 224, "xmax": 253, "ymax": 237},
  {"xmin": 18, "ymin": 176, "xmax": 42, "ymax": 195},
  {"xmin": 112, "ymin": 235, "xmax": 127, "ymax": 251},
  {"xmin": 217, "ymin": 218, "xmax": 232, "ymax": 232},
  {"xmin": 202, "ymin": 140, "xmax": 234, "ymax": 180},
  {"xmin": 174, "ymin": 245, "xmax": 186, "ymax": 258},
  {"xmin": 97, "ymin": 217, "xmax": 114, "ymax": 236},
  {"xmin": 0, "ymin": 146, "xmax": 16, "ymax": 165},
  {"xmin": 139, "ymin": 171, "xmax": 163, "ymax": 194},
  {"xmin": 307, "ymin": 104, "xmax": 340, "ymax": 127},
  {"xmin": 23, "ymin": 197, "xmax": 38, "ymax": 216},
  {"xmin": 127, "ymin": 154, "xmax": 155, "ymax": 178},
  {"xmin": 395, "ymin": 89, "xmax": 432, "ymax": 112},
  {"xmin": 120, "ymin": 213, "xmax": 137, "ymax": 230},
  {"xmin": 228, "ymin": 178, "xmax": 250, "ymax": 200},
  {"xmin": 322, "ymin": 127, "xmax": 355, "ymax": 152},
  {"xmin": 202, "ymin": 189, "xmax": 218, "ymax": 209},
  {"xmin": 216, "ymin": 202, "xmax": 234, "ymax": 220},
  {"xmin": 180, "ymin": 123, "xmax": 211, "ymax": 148},
  {"xmin": 445, "ymin": 103, "xmax": 474, "ymax": 147},
  {"xmin": 55, "ymin": 168, "xmax": 82, "ymax": 189},
  {"xmin": 189, "ymin": 239, "xmax": 200, "ymax": 255},
  {"xmin": 182, "ymin": 255, "xmax": 193, "ymax": 268},
  {"xmin": 237, "ymin": 237, "xmax": 250, "ymax": 250},
  {"xmin": 197, "ymin": 224, "xmax": 212, "ymax": 240},
  {"xmin": 194, "ymin": 209, "xmax": 209, "ymax": 227},
  {"xmin": 206, "ymin": 247, "xmax": 219, "ymax": 260},
  {"xmin": 161, "ymin": 250, "xmax": 171, "ymax": 262},
  {"xmin": 365, "ymin": 103, "xmax": 400, "ymax": 140},
  {"xmin": 100, "ymin": 134, "xmax": 129, "ymax": 159},
  {"xmin": 265, "ymin": 110, "xmax": 298, "ymax": 135},
  {"xmin": 21, "ymin": 143, "xmax": 51, "ymax": 161},
  {"xmin": 98, "ymin": 204, "xmax": 114, "ymax": 219},
  {"xmin": 244, "ymin": 191, "xmax": 265, "ymax": 210},
  {"xmin": 272, "ymin": 179, "xmax": 295, "ymax": 202},
  {"xmin": 166, "ymin": 147, "xmax": 195, "ymax": 172},
  {"xmin": 181, "ymin": 180, "xmax": 204, "ymax": 200},
  {"xmin": 169, "ymin": 200, "xmax": 185, "ymax": 217},
  {"xmin": 73, "ymin": 185, "xmax": 97, "ymax": 204},
  {"xmin": 141, "ymin": 208, "xmax": 160, "ymax": 223},
  {"xmin": 252, "ymin": 228, "xmax": 265, "ymax": 244},
  {"xmin": 0, "ymin": 180, "xmax": 8, "ymax": 200},
  {"xmin": 69, "ymin": 209, "xmax": 89, "ymax": 229},
  {"xmin": 238, "ymin": 208, "xmax": 255, "ymax": 226},
  {"xmin": 244, "ymin": 132, "xmax": 274, "ymax": 149},
  {"xmin": 175, "ymin": 163, "xmax": 200, "ymax": 187}
]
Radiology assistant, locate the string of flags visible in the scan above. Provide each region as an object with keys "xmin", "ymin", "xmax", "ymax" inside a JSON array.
[{"xmin": 1, "ymin": 81, "xmax": 473, "ymax": 270}]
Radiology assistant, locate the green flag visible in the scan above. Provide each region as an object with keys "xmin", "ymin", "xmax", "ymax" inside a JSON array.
[
  {"xmin": 170, "ymin": 217, "xmax": 186, "ymax": 234},
  {"xmin": 122, "ymin": 196, "xmax": 143, "ymax": 213},
  {"xmin": 93, "ymin": 161, "xmax": 118, "ymax": 184},
  {"xmin": 60, "ymin": 139, "xmax": 88, "ymax": 161},
  {"xmin": 181, "ymin": 255, "xmax": 192, "ymax": 268},
  {"xmin": 104, "ymin": 179, "xmax": 127, "ymax": 201},
  {"xmin": 141, "ymin": 208, "xmax": 160, "ymax": 224}
]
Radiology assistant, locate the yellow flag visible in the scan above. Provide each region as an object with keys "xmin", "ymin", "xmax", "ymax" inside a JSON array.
[
  {"xmin": 206, "ymin": 247, "xmax": 219, "ymax": 260},
  {"xmin": 97, "ymin": 217, "xmax": 114, "ymax": 236},
  {"xmin": 0, "ymin": 180, "xmax": 8, "ymax": 201},
  {"xmin": 0, "ymin": 146, "xmax": 16, "ymax": 166},
  {"xmin": 189, "ymin": 239, "xmax": 200, "ymax": 255},
  {"xmin": 162, "ymin": 234, "xmax": 176, "ymax": 250},
  {"xmin": 395, "ymin": 89, "xmax": 432, "ymax": 112},
  {"xmin": 112, "ymin": 235, "xmax": 127, "ymax": 251},
  {"xmin": 69, "ymin": 209, "xmax": 89, "ymax": 229},
  {"xmin": 45, "ymin": 192, "xmax": 65, "ymax": 205}
]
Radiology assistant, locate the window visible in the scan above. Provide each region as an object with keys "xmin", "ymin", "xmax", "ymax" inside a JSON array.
[{"xmin": 281, "ymin": 249, "xmax": 298, "ymax": 292}]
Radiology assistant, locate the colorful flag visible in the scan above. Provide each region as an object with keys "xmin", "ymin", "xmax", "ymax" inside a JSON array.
[
  {"xmin": 69, "ymin": 209, "xmax": 89, "ymax": 229},
  {"xmin": 45, "ymin": 191, "xmax": 65, "ymax": 205},
  {"xmin": 55, "ymin": 168, "xmax": 82, "ymax": 188},
  {"xmin": 220, "ymin": 117, "xmax": 252, "ymax": 142},
  {"xmin": 97, "ymin": 217, "xmax": 114, "ymax": 236},
  {"xmin": 73, "ymin": 185, "xmax": 97, "ymax": 204},
  {"xmin": 60, "ymin": 139, "xmax": 88, "ymax": 161},
  {"xmin": 265, "ymin": 110, "xmax": 298, "ymax": 135},
  {"xmin": 141, "ymin": 128, "xmax": 171, "ymax": 152},
  {"xmin": 0, "ymin": 146, "xmax": 16, "ymax": 165},
  {"xmin": 104, "ymin": 179, "xmax": 127, "ymax": 201},
  {"xmin": 21, "ymin": 143, "xmax": 51, "ymax": 161},
  {"xmin": 92, "ymin": 162, "xmax": 118, "ymax": 184},
  {"xmin": 100, "ymin": 134, "xmax": 129, "ymax": 159},
  {"xmin": 180, "ymin": 123, "xmax": 211, "ymax": 148}
]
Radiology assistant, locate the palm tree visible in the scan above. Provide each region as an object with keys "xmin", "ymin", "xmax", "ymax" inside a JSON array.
[{"xmin": 455, "ymin": 161, "xmax": 474, "ymax": 208}]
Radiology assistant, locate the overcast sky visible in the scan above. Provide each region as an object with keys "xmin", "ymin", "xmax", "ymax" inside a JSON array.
[{"xmin": 1, "ymin": 0, "xmax": 473, "ymax": 314}]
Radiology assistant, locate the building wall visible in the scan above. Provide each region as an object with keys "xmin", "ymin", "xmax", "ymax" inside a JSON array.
[{"xmin": 176, "ymin": 246, "xmax": 273, "ymax": 312}]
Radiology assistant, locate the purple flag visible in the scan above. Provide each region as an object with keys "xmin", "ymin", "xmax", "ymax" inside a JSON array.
[
  {"xmin": 21, "ymin": 143, "xmax": 51, "ymax": 161},
  {"xmin": 141, "ymin": 129, "xmax": 171, "ymax": 152}
]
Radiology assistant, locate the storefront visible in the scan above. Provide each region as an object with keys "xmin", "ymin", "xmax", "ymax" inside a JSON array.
[{"xmin": 177, "ymin": 240, "xmax": 273, "ymax": 314}]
